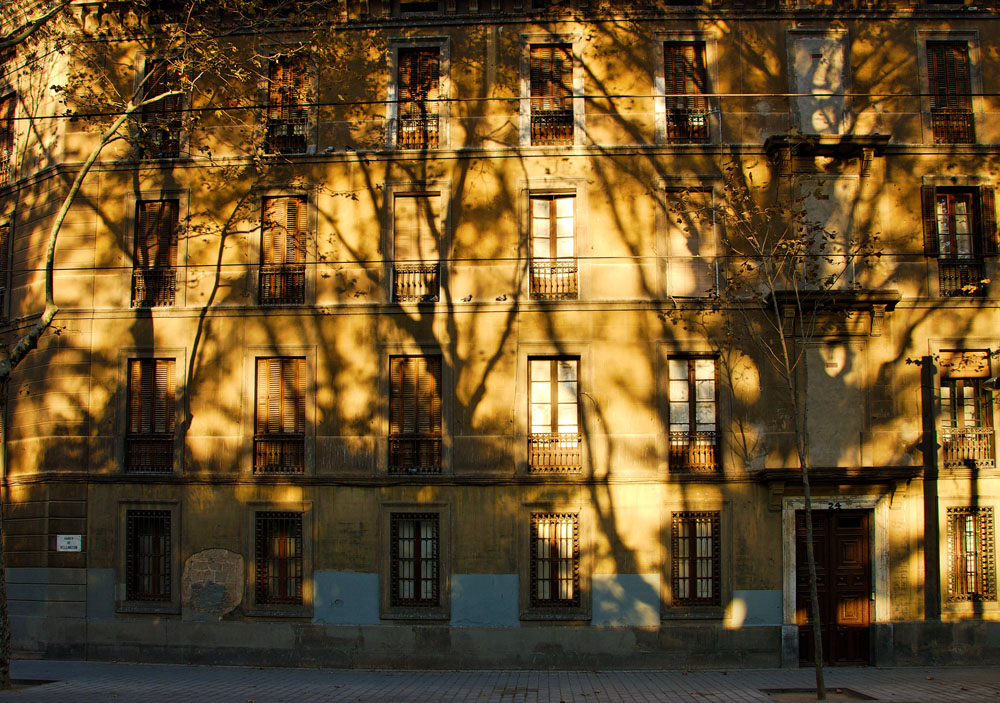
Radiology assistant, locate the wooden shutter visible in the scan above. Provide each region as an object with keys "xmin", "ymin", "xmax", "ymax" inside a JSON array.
[
  {"xmin": 0, "ymin": 221, "xmax": 8, "ymax": 314},
  {"xmin": 136, "ymin": 200, "xmax": 178, "ymax": 269},
  {"xmin": 664, "ymin": 43, "xmax": 707, "ymax": 111},
  {"xmin": 389, "ymin": 356, "xmax": 441, "ymax": 436},
  {"xmin": 979, "ymin": 186, "xmax": 997, "ymax": 256},
  {"xmin": 928, "ymin": 43, "xmax": 971, "ymax": 112},
  {"xmin": 256, "ymin": 358, "xmax": 305, "ymax": 436},
  {"xmin": 268, "ymin": 57, "xmax": 306, "ymax": 121},
  {"xmin": 393, "ymin": 194, "xmax": 440, "ymax": 263},
  {"xmin": 530, "ymin": 45, "xmax": 572, "ymax": 112},
  {"xmin": 921, "ymin": 185, "xmax": 938, "ymax": 255},
  {"xmin": 128, "ymin": 359, "xmax": 175, "ymax": 435},
  {"xmin": 141, "ymin": 59, "xmax": 180, "ymax": 119},
  {"xmin": 398, "ymin": 48, "xmax": 440, "ymax": 116},
  {"xmin": 263, "ymin": 197, "xmax": 307, "ymax": 265}
]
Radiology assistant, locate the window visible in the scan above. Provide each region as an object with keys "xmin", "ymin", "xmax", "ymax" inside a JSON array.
[
  {"xmin": 947, "ymin": 507, "xmax": 996, "ymax": 602},
  {"xmin": 126, "ymin": 359, "xmax": 175, "ymax": 473},
  {"xmin": 138, "ymin": 59, "xmax": 181, "ymax": 159},
  {"xmin": 266, "ymin": 56, "xmax": 309, "ymax": 155},
  {"xmin": 254, "ymin": 511, "xmax": 303, "ymax": 605},
  {"xmin": 921, "ymin": 186, "xmax": 997, "ymax": 296},
  {"xmin": 390, "ymin": 513, "xmax": 440, "ymax": 606},
  {"xmin": 530, "ymin": 513, "xmax": 579, "ymax": 607},
  {"xmin": 125, "ymin": 510, "xmax": 171, "ymax": 602},
  {"xmin": 132, "ymin": 199, "xmax": 178, "ymax": 308},
  {"xmin": 254, "ymin": 357, "xmax": 306, "ymax": 474},
  {"xmin": 260, "ymin": 196, "xmax": 306, "ymax": 305},
  {"xmin": 667, "ymin": 357, "xmax": 718, "ymax": 471},
  {"xmin": 0, "ymin": 220, "xmax": 9, "ymax": 318},
  {"xmin": 671, "ymin": 511, "xmax": 720, "ymax": 606},
  {"xmin": 939, "ymin": 351, "xmax": 995, "ymax": 470},
  {"xmin": 0, "ymin": 93, "xmax": 12, "ymax": 186},
  {"xmin": 529, "ymin": 195, "xmax": 577, "ymax": 300},
  {"xmin": 397, "ymin": 48, "xmax": 440, "ymax": 150},
  {"xmin": 393, "ymin": 193, "xmax": 440, "ymax": 302},
  {"xmin": 389, "ymin": 355, "xmax": 442, "ymax": 474},
  {"xmin": 927, "ymin": 42, "xmax": 975, "ymax": 144},
  {"xmin": 663, "ymin": 43, "xmax": 709, "ymax": 144},
  {"xmin": 528, "ymin": 358, "xmax": 581, "ymax": 471},
  {"xmin": 529, "ymin": 45, "xmax": 573, "ymax": 146}
]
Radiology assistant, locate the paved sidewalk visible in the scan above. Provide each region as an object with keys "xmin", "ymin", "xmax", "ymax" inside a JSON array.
[{"xmin": 1, "ymin": 660, "xmax": 997, "ymax": 703}]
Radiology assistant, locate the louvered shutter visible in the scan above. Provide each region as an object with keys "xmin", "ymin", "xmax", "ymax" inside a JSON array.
[
  {"xmin": 418, "ymin": 356, "xmax": 441, "ymax": 436},
  {"xmin": 136, "ymin": 201, "xmax": 178, "ymax": 269},
  {"xmin": 399, "ymin": 49, "xmax": 440, "ymax": 118},
  {"xmin": 268, "ymin": 58, "xmax": 306, "ymax": 122},
  {"xmin": 142, "ymin": 60, "xmax": 180, "ymax": 119},
  {"xmin": 979, "ymin": 187, "xmax": 997, "ymax": 256},
  {"xmin": 922, "ymin": 186, "xmax": 938, "ymax": 255},
  {"xmin": 389, "ymin": 357, "xmax": 404, "ymax": 436},
  {"xmin": 530, "ymin": 45, "xmax": 571, "ymax": 112},
  {"xmin": 262, "ymin": 197, "xmax": 306, "ymax": 265},
  {"xmin": 262, "ymin": 199, "xmax": 278, "ymax": 265},
  {"xmin": 257, "ymin": 358, "xmax": 305, "ymax": 436},
  {"xmin": 928, "ymin": 43, "xmax": 971, "ymax": 112},
  {"xmin": 256, "ymin": 358, "xmax": 273, "ymax": 434},
  {"xmin": 664, "ymin": 43, "xmax": 707, "ymax": 112},
  {"xmin": 390, "ymin": 356, "xmax": 441, "ymax": 436},
  {"xmin": 0, "ymin": 222, "xmax": 9, "ymax": 314},
  {"xmin": 153, "ymin": 360, "xmax": 175, "ymax": 434},
  {"xmin": 128, "ymin": 359, "xmax": 174, "ymax": 435},
  {"xmin": 394, "ymin": 194, "xmax": 439, "ymax": 263},
  {"xmin": 129, "ymin": 359, "xmax": 145, "ymax": 434}
]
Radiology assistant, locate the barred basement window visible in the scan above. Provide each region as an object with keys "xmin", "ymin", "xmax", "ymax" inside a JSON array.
[
  {"xmin": 390, "ymin": 513, "xmax": 440, "ymax": 606},
  {"xmin": 529, "ymin": 195, "xmax": 577, "ymax": 300},
  {"xmin": 125, "ymin": 510, "xmax": 171, "ymax": 602},
  {"xmin": 947, "ymin": 507, "xmax": 996, "ymax": 602},
  {"xmin": 0, "ymin": 93, "xmax": 13, "ymax": 187},
  {"xmin": 126, "ymin": 359, "xmax": 176, "ymax": 473},
  {"xmin": 927, "ymin": 42, "xmax": 975, "ymax": 144},
  {"xmin": 260, "ymin": 197, "xmax": 307, "ymax": 305},
  {"xmin": 254, "ymin": 357, "xmax": 306, "ymax": 474},
  {"xmin": 254, "ymin": 511, "xmax": 303, "ymax": 605},
  {"xmin": 389, "ymin": 355, "xmax": 442, "ymax": 474},
  {"xmin": 530, "ymin": 513, "xmax": 580, "ymax": 607},
  {"xmin": 528, "ymin": 358, "xmax": 581, "ymax": 472},
  {"xmin": 529, "ymin": 45, "xmax": 573, "ymax": 146},
  {"xmin": 667, "ymin": 357, "xmax": 719, "ymax": 472},
  {"xmin": 266, "ymin": 57, "xmax": 309, "ymax": 155},
  {"xmin": 397, "ymin": 48, "xmax": 440, "ymax": 150},
  {"xmin": 671, "ymin": 511, "xmax": 720, "ymax": 606},
  {"xmin": 132, "ymin": 199, "xmax": 178, "ymax": 308},
  {"xmin": 921, "ymin": 186, "xmax": 997, "ymax": 297},
  {"xmin": 138, "ymin": 59, "xmax": 181, "ymax": 159},
  {"xmin": 663, "ymin": 43, "xmax": 709, "ymax": 144}
]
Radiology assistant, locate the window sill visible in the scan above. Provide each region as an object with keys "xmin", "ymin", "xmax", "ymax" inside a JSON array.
[
  {"xmin": 661, "ymin": 607, "xmax": 724, "ymax": 621},
  {"xmin": 381, "ymin": 607, "xmax": 449, "ymax": 621},
  {"xmin": 520, "ymin": 609, "xmax": 591, "ymax": 622},
  {"xmin": 245, "ymin": 606, "xmax": 312, "ymax": 618}
]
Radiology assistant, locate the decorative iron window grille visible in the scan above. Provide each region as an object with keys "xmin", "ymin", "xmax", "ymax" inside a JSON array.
[
  {"xmin": 390, "ymin": 513, "xmax": 440, "ymax": 606},
  {"xmin": 671, "ymin": 511, "xmax": 721, "ymax": 606},
  {"xmin": 125, "ymin": 510, "xmax": 171, "ymax": 602},
  {"xmin": 530, "ymin": 513, "xmax": 580, "ymax": 607},
  {"xmin": 255, "ymin": 511, "xmax": 303, "ymax": 605},
  {"xmin": 947, "ymin": 507, "xmax": 996, "ymax": 602}
]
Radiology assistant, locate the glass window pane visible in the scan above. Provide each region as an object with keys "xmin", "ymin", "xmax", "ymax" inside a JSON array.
[
  {"xmin": 531, "ymin": 404, "xmax": 552, "ymax": 428},
  {"xmin": 530, "ymin": 360, "xmax": 551, "ymax": 381},
  {"xmin": 555, "ymin": 238, "xmax": 574, "ymax": 258},
  {"xmin": 557, "ymin": 360, "xmax": 577, "ymax": 381},
  {"xmin": 531, "ymin": 380, "xmax": 551, "ymax": 403},
  {"xmin": 532, "ymin": 199, "xmax": 550, "ymax": 218},
  {"xmin": 555, "ymin": 197, "xmax": 574, "ymax": 217},
  {"xmin": 669, "ymin": 379, "xmax": 690, "ymax": 401}
]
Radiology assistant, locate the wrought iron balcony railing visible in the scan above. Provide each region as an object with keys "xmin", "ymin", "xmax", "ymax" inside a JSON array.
[
  {"xmin": 665, "ymin": 108, "xmax": 711, "ymax": 144},
  {"xmin": 531, "ymin": 109, "xmax": 574, "ymax": 146},
  {"xmin": 397, "ymin": 114, "xmax": 439, "ymax": 149},
  {"xmin": 931, "ymin": 108, "xmax": 975, "ymax": 145},
  {"xmin": 126, "ymin": 435, "xmax": 173, "ymax": 473},
  {"xmin": 389, "ymin": 434, "xmax": 442, "ymax": 474},
  {"xmin": 260, "ymin": 264, "xmax": 306, "ymax": 305},
  {"xmin": 939, "ymin": 259, "xmax": 987, "ymax": 297},
  {"xmin": 254, "ymin": 434, "xmax": 305, "ymax": 474},
  {"xmin": 394, "ymin": 263, "xmax": 440, "ymax": 302},
  {"xmin": 266, "ymin": 118, "xmax": 308, "ymax": 155},
  {"xmin": 132, "ymin": 268, "xmax": 176, "ymax": 308},
  {"xmin": 668, "ymin": 430, "xmax": 719, "ymax": 472},
  {"xmin": 138, "ymin": 121, "xmax": 181, "ymax": 160},
  {"xmin": 530, "ymin": 260, "xmax": 578, "ymax": 300},
  {"xmin": 528, "ymin": 433, "xmax": 582, "ymax": 472},
  {"xmin": 942, "ymin": 427, "xmax": 995, "ymax": 470}
]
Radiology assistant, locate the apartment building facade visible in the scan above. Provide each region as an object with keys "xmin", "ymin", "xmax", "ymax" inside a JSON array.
[{"xmin": 0, "ymin": 0, "xmax": 997, "ymax": 668}]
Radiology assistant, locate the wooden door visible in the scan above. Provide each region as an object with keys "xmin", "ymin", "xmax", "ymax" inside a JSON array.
[{"xmin": 796, "ymin": 509, "xmax": 871, "ymax": 665}]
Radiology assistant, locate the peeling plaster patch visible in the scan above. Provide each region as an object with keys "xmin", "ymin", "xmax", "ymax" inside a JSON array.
[{"xmin": 182, "ymin": 549, "xmax": 243, "ymax": 619}]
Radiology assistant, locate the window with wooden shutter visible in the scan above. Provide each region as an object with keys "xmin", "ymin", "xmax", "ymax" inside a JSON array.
[
  {"xmin": 927, "ymin": 42, "xmax": 975, "ymax": 144},
  {"xmin": 390, "ymin": 513, "xmax": 440, "ymax": 606},
  {"xmin": 0, "ymin": 93, "xmax": 13, "ymax": 187},
  {"xmin": 528, "ymin": 358, "xmax": 581, "ymax": 471},
  {"xmin": 0, "ymin": 221, "xmax": 9, "ymax": 318},
  {"xmin": 529, "ymin": 195, "xmax": 577, "ymax": 300},
  {"xmin": 126, "ymin": 359, "xmax": 176, "ymax": 473},
  {"xmin": 529, "ymin": 45, "xmax": 573, "ymax": 146},
  {"xmin": 921, "ymin": 186, "xmax": 993, "ymax": 296},
  {"xmin": 939, "ymin": 351, "xmax": 995, "ymax": 470},
  {"xmin": 255, "ymin": 511, "xmax": 303, "ymax": 605},
  {"xmin": 254, "ymin": 357, "xmax": 306, "ymax": 473},
  {"xmin": 132, "ymin": 199, "xmax": 178, "ymax": 307},
  {"xmin": 667, "ymin": 357, "xmax": 719, "ymax": 472},
  {"xmin": 260, "ymin": 196, "xmax": 307, "ymax": 305},
  {"xmin": 266, "ymin": 56, "xmax": 309, "ymax": 154},
  {"xmin": 671, "ymin": 511, "xmax": 721, "ymax": 606},
  {"xmin": 947, "ymin": 507, "xmax": 996, "ymax": 602},
  {"xmin": 125, "ymin": 510, "xmax": 172, "ymax": 601},
  {"xmin": 393, "ymin": 194, "xmax": 441, "ymax": 302},
  {"xmin": 663, "ymin": 43, "xmax": 709, "ymax": 144},
  {"xmin": 389, "ymin": 355, "xmax": 442, "ymax": 474},
  {"xmin": 397, "ymin": 48, "xmax": 440, "ymax": 149},
  {"xmin": 530, "ymin": 513, "xmax": 580, "ymax": 607},
  {"xmin": 138, "ymin": 59, "xmax": 181, "ymax": 159}
]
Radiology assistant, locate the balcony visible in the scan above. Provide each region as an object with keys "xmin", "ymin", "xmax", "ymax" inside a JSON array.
[
  {"xmin": 266, "ymin": 118, "xmax": 308, "ymax": 155},
  {"xmin": 394, "ymin": 263, "xmax": 439, "ymax": 302},
  {"xmin": 668, "ymin": 431, "xmax": 718, "ymax": 472},
  {"xmin": 254, "ymin": 435, "xmax": 305, "ymax": 474},
  {"xmin": 939, "ymin": 259, "xmax": 987, "ymax": 297},
  {"xmin": 530, "ymin": 260, "xmax": 578, "ymax": 300},
  {"xmin": 531, "ymin": 109, "xmax": 573, "ymax": 146},
  {"xmin": 260, "ymin": 264, "xmax": 306, "ymax": 305},
  {"xmin": 665, "ymin": 109, "xmax": 710, "ymax": 144},
  {"xmin": 397, "ymin": 114, "xmax": 439, "ymax": 149},
  {"xmin": 942, "ymin": 427, "xmax": 995, "ymax": 470},
  {"xmin": 132, "ymin": 268, "xmax": 176, "ymax": 308},
  {"xmin": 138, "ymin": 120, "xmax": 181, "ymax": 159},
  {"xmin": 931, "ymin": 109, "xmax": 975, "ymax": 145},
  {"xmin": 125, "ymin": 435, "xmax": 173, "ymax": 473},
  {"xmin": 389, "ymin": 435, "xmax": 442, "ymax": 474},
  {"xmin": 528, "ymin": 433, "xmax": 582, "ymax": 472}
]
